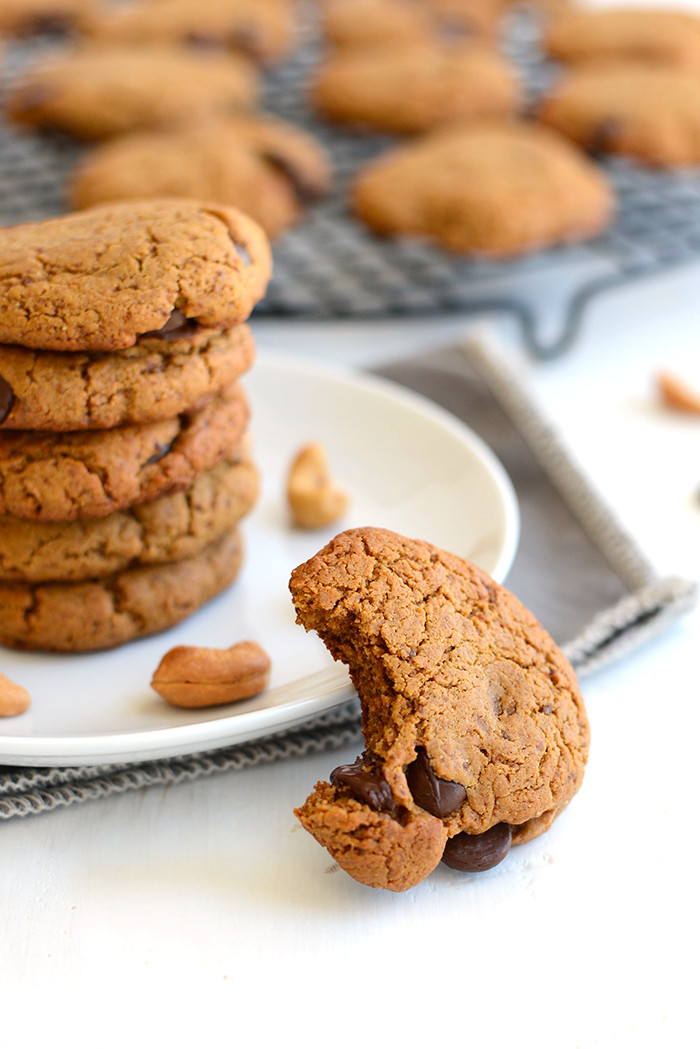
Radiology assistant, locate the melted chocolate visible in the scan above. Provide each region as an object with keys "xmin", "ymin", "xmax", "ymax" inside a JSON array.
[
  {"xmin": 0, "ymin": 376, "xmax": 14, "ymax": 424},
  {"xmin": 406, "ymin": 748, "xmax": 467, "ymax": 818},
  {"xmin": 441, "ymin": 823, "xmax": 512, "ymax": 873},
  {"xmin": 140, "ymin": 309, "xmax": 198, "ymax": 341},
  {"xmin": 330, "ymin": 755, "xmax": 398, "ymax": 815}
]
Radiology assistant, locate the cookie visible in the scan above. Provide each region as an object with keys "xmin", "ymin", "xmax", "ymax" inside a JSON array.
[
  {"xmin": 0, "ymin": 200, "xmax": 271, "ymax": 351},
  {"xmin": 6, "ymin": 44, "xmax": 259, "ymax": 140},
  {"xmin": 0, "ymin": 323, "xmax": 254, "ymax": 432},
  {"xmin": 0, "ymin": 0, "xmax": 93, "ymax": 36},
  {"xmin": 0, "ymin": 382, "xmax": 249, "ymax": 522},
  {"xmin": 68, "ymin": 116, "xmax": 332, "ymax": 240},
  {"xmin": 352, "ymin": 122, "xmax": 613, "ymax": 256},
  {"xmin": 0, "ymin": 524, "xmax": 244, "ymax": 651},
  {"xmin": 311, "ymin": 40, "xmax": 519, "ymax": 133},
  {"xmin": 538, "ymin": 63, "xmax": 700, "ymax": 167},
  {"xmin": 0, "ymin": 452, "xmax": 258, "ymax": 582},
  {"xmin": 291, "ymin": 527, "xmax": 590, "ymax": 892},
  {"xmin": 84, "ymin": 0, "xmax": 296, "ymax": 64},
  {"xmin": 544, "ymin": 7, "xmax": 700, "ymax": 71}
]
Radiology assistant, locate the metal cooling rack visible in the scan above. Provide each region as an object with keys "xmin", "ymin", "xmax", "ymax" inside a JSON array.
[{"xmin": 2, "ymin": 5, "xmax": 700, "ymax": 357}]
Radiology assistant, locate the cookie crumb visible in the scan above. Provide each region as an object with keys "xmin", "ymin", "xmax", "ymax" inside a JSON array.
[
  {"xmin": 656, "ymin": 370, "xmax": 700, "ymax": 414},
  {"xmin": 0, "ymin": 673, "xmax": 31, "ymax": 717}
]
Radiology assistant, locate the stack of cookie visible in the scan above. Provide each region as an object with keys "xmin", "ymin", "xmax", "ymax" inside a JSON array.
[{"xmin": 0, "ymin": 198, "xmax": 271, "ymax": 652}]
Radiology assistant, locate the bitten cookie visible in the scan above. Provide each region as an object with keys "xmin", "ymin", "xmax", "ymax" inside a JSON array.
[
  {"xmin": 0, "ymin": 0, "xmax": 93, "ymax": 35},
  {"xmin": 6, "ymin": 44, "xmax": 259, "ymax": 139},
  {"xmin": 0, "ymin": 323, "xmax": 255, "ymax": 431},
  {"xmin": 69, "ymin": 116, "xmax": 332, "ymax": 239},
  {"xmin": 311, "ymin": 40, "xmax": 519, "ymax": 134},
  {"xmin": 291, "ymin": 527, "xmax": 590, "ymax": 892},
  {"xmin": 0, "ymin": 382, "xmax": 249, "ymax": 521},
  {"xmin": 84, "ymin": 0, "xmax": 296, "ymax": 64},
  {"xmin": 0, "ymin": 451, "xmax": 259, "ymax": 582},
  {"xmin": 0, "ymin": 200, "xmax": 271, "ymax": 351},
  {"xmin": 538, "ymin": 63, "xmax": 700, "ymax": 168},
  {"xmin": 0, "ymin": 525, "xmax": 244, "ymax": 651},
  {"xmin": 544, "ymin": 6, "xmax": 700, "ymax": 71},
  {"xmin": 352, "ymin": 122, "xmax": 613, "ymax": 256}
]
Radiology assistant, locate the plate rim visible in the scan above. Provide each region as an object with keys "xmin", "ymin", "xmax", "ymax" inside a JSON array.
[{"xmin": 0, "ymin": 351, "xmax": 519, "ymax": 767}]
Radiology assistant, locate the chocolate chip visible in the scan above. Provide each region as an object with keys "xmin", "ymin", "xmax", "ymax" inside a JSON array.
[
  {"xmin": 140, "ymin": 309, "xmax": 198, "ymax": 341},
  {"xmin": 330, "ymin": 755, "xmax": 398, "ymax": 815},
  {"xmin": 144, "ymin": 440, "xmax": 174, "ymax": 466},
  {"xmin": 0, "ymin": 376, "xmax": 15, "ymax": 424},
  {"xmin": 406, "ymin": 748, "xmax": 467, "ymax": 818},
  {"xmin": 588, "ymin": 117, "xmax": 623, "ymax": 155},
  {"xmin": 441, "ymin": 823, "xmax": 512, "ymax": 872},
  {"xmin": 261, "ymin": 150, "xmax": 324, "ymax": 204}
]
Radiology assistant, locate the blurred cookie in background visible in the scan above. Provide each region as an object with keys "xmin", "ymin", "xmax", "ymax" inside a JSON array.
[
  {"xmin": 351, "ymin": 121, "xmax": 614, "ymax": 255},
  {"xmin": 539, "ymin": 62, "xmax": 700, "ymax": 167},
  {"xmin": 6, "ymin": 43, "xmax": 259, "ymax": 140},
  {"xmin": 312, "ymin": 39, "xmax": 519, "ymax": 133},
  {"xmin": 69, "ymin": 115, "xmax": 332, "ymax": 238},
  {"xmin": 544, "ymin": 6, "xmax": 700, "ymax": 70},
  {"xmin": 0, "ymin": 0, "xmax": 94, "ymax": 37},
  {"xmin": 319, "ymin": 0, "xmax": 504, "ymax": 50},
  {"xmin": 82, "ymin": 0, "xmax": 297, "ymax": 65}
]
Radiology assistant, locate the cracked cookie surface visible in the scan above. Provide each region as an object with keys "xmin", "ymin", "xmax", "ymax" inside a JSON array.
[
  {"xmin": 291, "ymin": 527, "xmax": 590, "ymax": 891},
  {"xmin": 0, "ymin": 524, "xmax": 243, "ymax": 651},
  {"xmin": 0, "ymin": 323, "xmax": 254, "ymax": 431},
  {"xmin": 0, "ymin": 200, "xmax": 271, "ymax": 351},
  {"xmin": 6, "ymin": 44, "xmax": 259, "ymax": 139},
  {"xmin": 0, "ymin": 382, "xmax": 249, "ymax": 521},
  {"xmin": 352, "ymin": 121, "xmax": 613, "ymax": 256},
  {"xmin": 69, "ymin": 116, "xmax": 332, "ymax": 240},
  {"xmin": 0, "ymin": 450, "xmax": 258, "ymax": 582}
]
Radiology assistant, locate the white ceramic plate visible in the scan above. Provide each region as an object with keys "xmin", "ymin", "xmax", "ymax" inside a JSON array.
[{"xmin": 0, "ymin": 353, "xmax": 519, "ymax": 767}]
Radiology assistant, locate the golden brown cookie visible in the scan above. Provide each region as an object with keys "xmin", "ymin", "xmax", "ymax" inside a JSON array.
[
  {"xmin": 0, "ymin": 323, "xmax": 255, "ymax": 431},
  {"xmin": 0, "ymin": 200, "xmax": 271, "ymax": 351},
  {"xmin": 0, "ymin": 452, "xmax": 258, "ymax": 582},
  {"xmin": 0, "ymin": 382, "xmax": 249, "ymax": 522},
  {"xmin": 291, "ymin": 527, "xmax": 590, "ymax": 892},
  {"xmin": 6, "ymin": 43, "xmax": 259, "ymax": 140},
  {"xmin": 0, "ymin": 0, "xmax": 93, "ymax": 35},
  {"xmin": 0, "ymin": 524, "xmax": 244, "ymax": 651},
  {"xmin": 311, "ymin": 40, "xmax": 519, "ymax": 133},
  {"xmin": 68, "ymin": 116, "xmax": 332, "ymax": 240},
  {"xmin": 544, "ymin": 6, "xmax": 700, "ymax": 71},
  {"xmin": 538, "ymin": 62, "xmax": 700, "ymax": 167},
  {"xmin": 83, "ymin": 0, "xmax": 296, "ymax": 64},
  {"xmin": 352, "ymin": 121, "xmax": 613, "ymax": 256}
]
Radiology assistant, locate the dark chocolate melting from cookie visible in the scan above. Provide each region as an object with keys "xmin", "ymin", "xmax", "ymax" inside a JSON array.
[
  {"xmin": 441, "ymin": 823, "xmax": 512, "ymax": 872},
  {"xmin": 0, "ymin": 376, "xmax": 15, "ymax": 424},
  {"xmin": 330, "ymin": 755, "xmax": 399, "ymax": 815},
  {"xmin": 406, "ymin": 748, "xmax": 467, "ymax": 818},
  {"xmin": 140, "ymin": 309, "xmax": 199, "ymax": 341}
]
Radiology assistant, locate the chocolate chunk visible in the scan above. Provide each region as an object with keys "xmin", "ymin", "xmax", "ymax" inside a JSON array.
[
  {"xmin": 588, "ymin": 117, "xmax": 624, "ymax": 155},
  {"xmin": 441, "ymin": 823, "xmax": 512, "ymax": 872},
  {"xmin": 0, "ymin": 376, "xmax": 14, "ymax": 424},
  {"xmin": 262, "ymin": 151, "xmax": 324, "ymax": 204},
  {"xmin": 140, "ymin": 309, "xmax": 198, "ymax": 341},
  {"xmin": 406, "ymin": 748, "xmax": 467, "ymax": 818},
  {"xmin": 330, "ymin": 755, "xmax": 398, "ymax": 815},
  {"xmin": 144, "ymin": 440, "xmax": 174, "ymax": 466}
]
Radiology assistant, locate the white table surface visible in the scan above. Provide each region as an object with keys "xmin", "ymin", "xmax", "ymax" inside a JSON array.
[{"xmin": 2, "ymin": 255, "xmax": 699, "ymax": 1046}]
